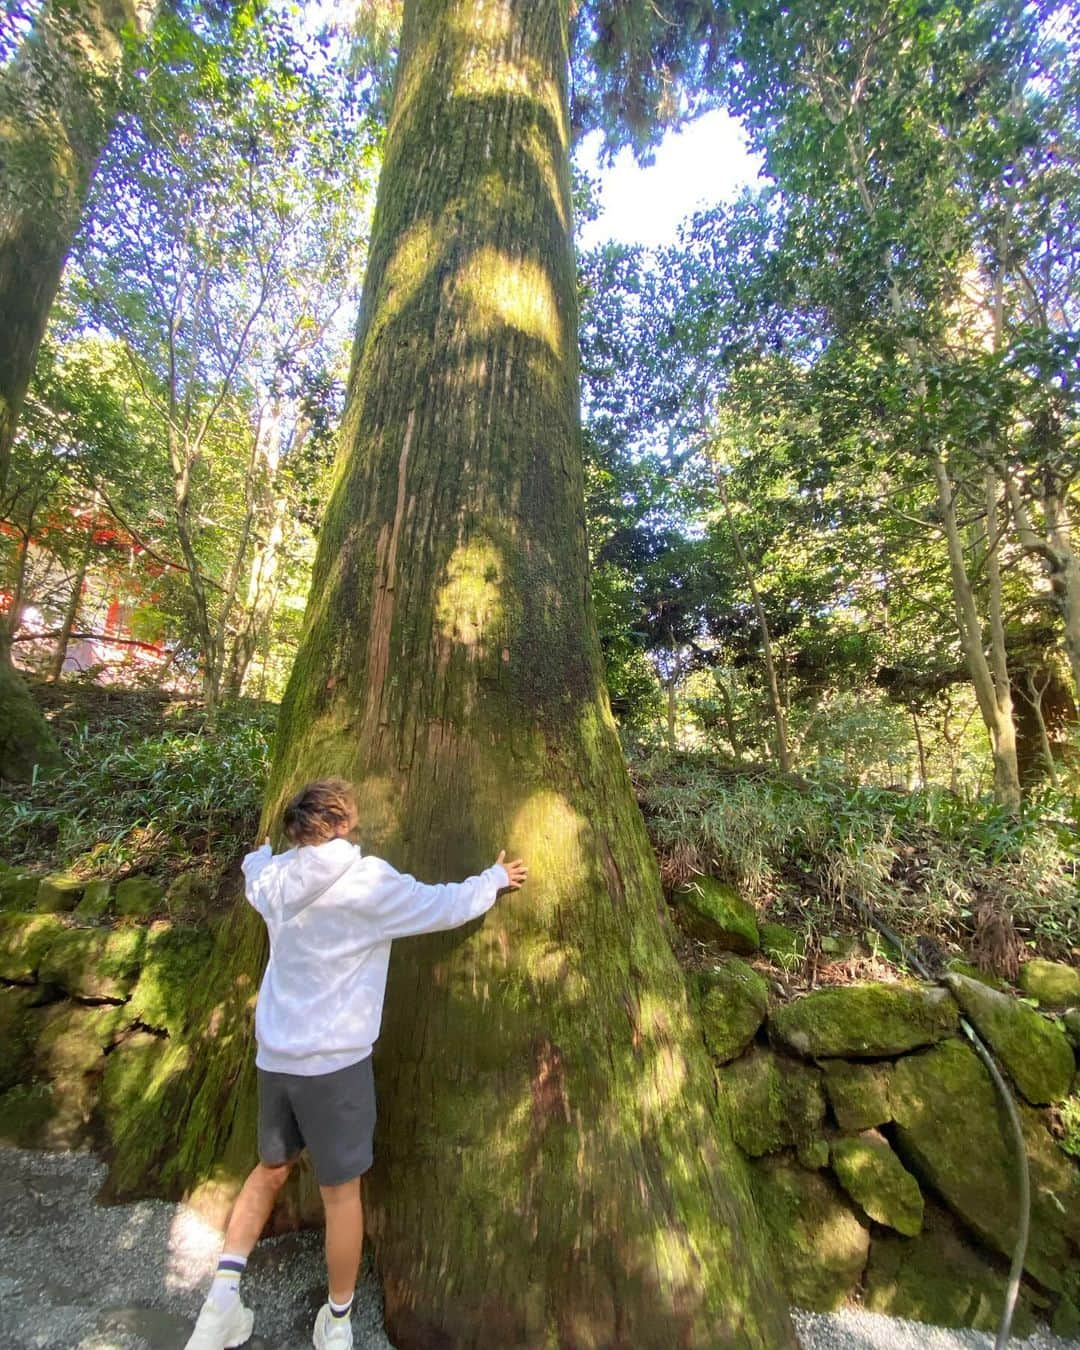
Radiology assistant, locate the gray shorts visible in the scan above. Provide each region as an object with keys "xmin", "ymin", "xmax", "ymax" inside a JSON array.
[{"xmin": 257, "ymin": 1056, "xmax": 376, "ymax": 1186}]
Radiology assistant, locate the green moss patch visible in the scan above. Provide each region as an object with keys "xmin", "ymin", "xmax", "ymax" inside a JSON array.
[
  {"xmin": 770, "ymin": 982, "xmax": 958, "ymax": 1059},
  {"xmin": 822, "ymin": 1059, "xmax": 892, "ymax": 1131},
  {"xmin": 946, "ymin": 972, "xmax": 1074, "ymax": 1105},
  {"xmin": 100, "ymin": 1033, "xmax": 192, "ymax": 1198},
  {"xmin": 38, "ymin": 925, "xmax": 147, "ymax": 1000},
  {"xmin": 36, "ymin": 874, "xmax": 84, "ymax": 913},
  {"xmin": 114, "ymin": 876, "xmax": 165, "ymax": 918},
  {"xmin": 697, "ymin": 957, "xmax": 769, "ymax": 1063},
  {"xmin": 719, "ymin": 1046, "xmax": 825, "ymax": 1156},
  {"xmin": 74, "ymin": 878, "xmax": 113, "ymax": 918},
  {"xmin": 128, "ymin": 923, "xmax": 213, "ymax": 1036},
  {"xmin": 751, "ymin": 1155, "xmax": 869, "ymax": 1310},
  {"xmin": 673, "ymin": 878, "xmax": 759, "ymax": 952},
  {"xmin": 863, "ymin": 1200, "xmax": 1036, "ymax": 1335},
  {"xmin": 890, "ymin": 1038, "xmax": 1080, "ymax": 1294},
  {"xmin": 760, "ymin": 922, "xmax": 806, "ymax": 966},
  {"xmin": 1018, "ymin": 959, "xmax": 1080, "ymax": 1009},
  {"xmin": 0, "ymin": 985, "xmax": 43, "ymax": 1092},
  {"xmin": 0, "ymin": 912, "xmax": 63, "ymax": 982},
  {"xmin": 830, "ymin": 1130, "xmax": 923, "ymax": 1236}
]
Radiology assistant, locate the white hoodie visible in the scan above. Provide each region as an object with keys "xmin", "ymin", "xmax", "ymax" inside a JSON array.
[{"xmin": 242, "ymin": 838, "xmax": 508, "ymax": 1076}]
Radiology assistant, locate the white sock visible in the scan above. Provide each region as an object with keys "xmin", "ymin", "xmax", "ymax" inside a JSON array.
[{"xmin": 208, "ymin": 1252, "xmax": 247, "ymax": 1311}]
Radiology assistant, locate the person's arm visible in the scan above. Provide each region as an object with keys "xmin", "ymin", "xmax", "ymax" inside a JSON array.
[
  {"xmin": 367, "ymin": 850, "xmax": 526, "ymax": 940},
  {"xmin": 241, "ymin": 839, "xmax": 274, "ymax": 912}
]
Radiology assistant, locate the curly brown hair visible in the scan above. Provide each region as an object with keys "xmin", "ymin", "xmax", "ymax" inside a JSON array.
[{"xmin": 282, "ymin": 778, "xmax": 358, "ymax": 846}]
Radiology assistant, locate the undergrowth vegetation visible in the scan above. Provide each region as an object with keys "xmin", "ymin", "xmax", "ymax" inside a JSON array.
[
  {"xmin": 631, "ymin": 748, "xmax": 1080, "ymax": 963},
  {"xmin": 0, "ymin": 685, "xmax": 274, "ymax": 875},
  {"xmin": 6, "ymin": 689, "xmax": 1079, "ymax": 968}
]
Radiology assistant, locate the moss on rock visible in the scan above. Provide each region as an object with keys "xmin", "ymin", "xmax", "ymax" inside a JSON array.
[
  {"xmin": 822, "ymin": 1059, "xmax": 892, "ymax": 1132},
  {"xmin": 863, "ymin": 1200, "xmax": 1036, "ymax": 1335},
  {"xmin": 100, "ymin": 1032, "xmax": 191, "ymax": 1197},
  {"xmin": 74, "ymin": 878, "xmax": 112, "ymax": 919},
  {"xmin": 750, "ymin": 1154, "xmax": 869, "ymax": 1310},
  {"xmin": 128, "ymin": 923, "xmax": 213, "ymax": 1036},
  {"xmin": 946, "ymin": 972, "xmax": 1074, "ymax": 1104},
  {"xmin": 0, "ymin": 872, "xmax": 41, "ymax": 911},
  {"xmin": 36, "ymin": 874, "xmax": 84, "ymax": 913},
  {"xmin": 0, "ymin": 985, "xmax": 42, "ymax": 1092},
  {"xmin": 796, "ymin": 1138, "xmax": 830, "ymax": 1169},
  {"xmin": 770, "ymin": 982, "xmax": 958, "ymax": 1059},
  {"xmin": 890, "ymin": 1038, "xmax": 1080, "ymax": 1294},
  {"xmin": 0, "ymin": 1001, "xmax": 134, "ymax": 1147},
  {"xmin": 114, "ymin": 876, "xmax": 165, "ymax": 918},
  {"xmin": 1018, "ymin": 960, "xmax": 1080, "ymax": 1009},
  {"xmin": 0, "ymin": 912, "xmax": 63, "ymax": 982},
  {"xmin": 719, "ymin": 1046, "xmax": 826, "ymax": 1156},
  {"xmin": 830, "ymin": 1130, "xmax": 923, "ymax": 1236},
  {"xmin": 673, "ymin": 878, "xmax": 759, "ymax": 952},
  {"xmin": 38, "ymin": 925, "xmax": 146, "ymax": 1001},
  {"xmin": 697, "ymin": 957, "xmax": 769, "ymax": 1064},
  {"xmin": 760, "ymin": 922, "xmax": 805, "ymax": 966}
]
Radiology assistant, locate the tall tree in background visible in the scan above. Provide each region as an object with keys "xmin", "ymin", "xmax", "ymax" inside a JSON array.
[
  {"xmin": 0, "ymin": 0, "xmax": 157, "ymax": 777},
  {"xmin": 143, "ymin": 1, "xmax": 793, "ymax": 1345}
]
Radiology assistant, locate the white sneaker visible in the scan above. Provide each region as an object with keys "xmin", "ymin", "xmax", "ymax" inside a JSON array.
[
  {"xmin": 313, "ymin": 1303, "xmax": 354, "ymax": 1349},
  {"xmin": 184, "ymin": 1295, "xmax": 255, "ymax": 1349}
]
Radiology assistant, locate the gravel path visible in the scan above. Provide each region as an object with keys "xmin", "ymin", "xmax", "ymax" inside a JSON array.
[{"xmin": 1, "ymin": 1146, "xmax": 1077, "ymax": 1350}]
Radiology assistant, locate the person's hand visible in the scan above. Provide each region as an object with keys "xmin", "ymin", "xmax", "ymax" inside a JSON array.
[{"xmin": 495, "ymin": 850, "xmax": 527, "ymax": 889}]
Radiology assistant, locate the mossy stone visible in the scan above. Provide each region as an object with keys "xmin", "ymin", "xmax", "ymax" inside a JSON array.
[
  {"xmin": 0, "ymin": 1001, "xmax": 134, "ymax": 1148},
  {"xmin": 946, "ymin": 959, "xmax": 1005, "ymax": 991},
  {"xmin": 830, "ymin": 1130, "xmax": 924, "ymax": 1236},
  {"xmin": 697, "ymin": 957, "xmax": 769, "ymax": 1063},
  {"xmin": 0, "ymin": 872, "xmax": 42, "ymax": 910},
  {"xmin": 36, "ymin": 874, "xmax": 84, "ymax": 913},
  {"xmin": 0, "ymin": 912, "xmax": 63, "ymax": 982},
  {"xmin": 751, "ymin": 1155, "xmax": 869, "ymax": 1310},
  {"xmin": 1065, "ymin": 1009, "xmax": 1080, "ymax": 1050},
  {"xmin": 674, "ymin": 878, "xmax": 759, "ymax": 953},
  {"xmin": 890, "ymin": 1038, "xmax": 1080, "ymax": 1293},
  {"xmin": 822, "ymin": 1059, "xmax": 892, "ymax": 1131},
  {"xmin": 770, "ymin": 982, "xmax": 958, "ymax": 1059},
  {"xmin": 946, "ymin": 972, "xmax": 1074, "ymax": 1104},
  {"xmin": 719, "ymin": 1046, "xmax": 826, "ymax": 1156},
  {"xmin": 38, "ymin": 925, "xmax": 147, "ymax": 1000},
  {"xmin": 128, "ymin": 922, "xmax": 213, "ymax": 1036},
  {"xmin": 165, "ymin": 870, "xmax": 215, "ymax": 916},
  {"xmin": 74, "ymin": 878, "xmax": 113, "ymax": 918},
  {"xmin": 760, "ymin": 922, "xmax": 806, "ymax": 966},
  {"xmin": 1053, "ymin": 1296, "xmax": 1080, "ymax": 1338},
  {"xmin": 864, "ymin": 1200, "xmax": 1036, "ymax": 1335},
  {"xmin": 797, "ymin": 1138, "xmax": 829, "ymax": 1170},
  {"xmin": 114, "ymin": 876, "xmax": 165, "ymax": 917},
  {"xmin": 1018, "ymin": 960, "xmax": 1080, "ymax": 1009},
  {"xmin": 100, "ymin": 1034, "xmax": 192, "ymax": 1196},
  {"xmin": 0, "ymin": 985, "xmax": 42, "ymax": 1092}
]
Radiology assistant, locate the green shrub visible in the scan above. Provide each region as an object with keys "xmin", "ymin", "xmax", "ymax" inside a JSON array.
[
  {"xmin": 0, "ymin": 702, "xmax": 275, "ymax": 874},
  {"xmin": 630, "ymin": 748, "xmax": 1080, "ymax": 955}
]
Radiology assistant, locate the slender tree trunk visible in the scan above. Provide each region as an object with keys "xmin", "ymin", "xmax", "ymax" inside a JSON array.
[
  {"xmin": 911, "ymin": 710, "xmax": 927, "ymax": 786},
  {"xmin": 50, "ymin": 508, "xmax": 97, "ymax": 681},
  {"xmin": 127, "ymin": 3, "xmax": 793, "ymax": 1344},
  {"xmin": 715, "ymin": 474, "xmax": 792, "ymax": 772},
  {"xmin": 1020, "ymin": 668, "xmax": 1058, "ymax": 788},
  {"xmin": 932, "ymin": 452, "xmax": 1020, "ymax": 809}
]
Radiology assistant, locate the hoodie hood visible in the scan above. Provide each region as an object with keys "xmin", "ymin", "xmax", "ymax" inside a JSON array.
[{"xmin": 253, "ymin": 837, "xmax": 362, "ymax": 922}]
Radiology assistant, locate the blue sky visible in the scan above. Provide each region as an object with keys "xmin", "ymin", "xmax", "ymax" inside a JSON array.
[{"xmin": 573, "ymin": 108, "xmax": 763, "ymax": 251}]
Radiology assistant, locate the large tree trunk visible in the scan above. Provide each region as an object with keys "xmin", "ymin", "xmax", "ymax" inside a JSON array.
[
  {"xmin": 140, "ymin": 2, "xmax": 793, "ymax": 1344},
  {"xmin": 0, "ymin": 0, "xmax": 155, "ymax": 776}
]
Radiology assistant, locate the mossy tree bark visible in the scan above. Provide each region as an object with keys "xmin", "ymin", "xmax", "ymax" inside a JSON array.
[
  {"xmin": 0, "ymin": 0, "xmax": 155, "ymax": 778},
  {"xmin": 149, "ymin": 1, "xmax": 794, "ymax": 1344}
]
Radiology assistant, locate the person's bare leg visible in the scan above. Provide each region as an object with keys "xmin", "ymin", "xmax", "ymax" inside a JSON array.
[
  {"xmin": 320, "ymin": 1178, "xmax": 364, "ymax": 1303},
  {"xmin": 222, "ymin": 1159, "xmax": 297, "ymax": 1256}
]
